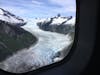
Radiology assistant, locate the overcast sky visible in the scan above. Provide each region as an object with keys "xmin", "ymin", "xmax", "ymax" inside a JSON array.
[{"xmin": 0, "ymin": 0, "xmax": 76, "ymax": 19}]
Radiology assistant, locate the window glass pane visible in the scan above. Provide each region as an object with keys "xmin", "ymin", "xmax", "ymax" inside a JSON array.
[{"xmin": 0, "ymin": 0, "xmax": 76, "ymax": 73}]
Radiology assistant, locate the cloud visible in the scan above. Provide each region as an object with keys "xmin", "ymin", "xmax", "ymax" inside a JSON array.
[
  {"xmin": 0, "ymin": 0, "xmax": 76, "ymax": 19},
  {"xmin": 32, "ymin": 0, "xmax": 44, "ymax": 5},
  {"xmin": 52, "ymin": 6, "xmax": 76, "ymax": 14},
  {"xmin": 49, "ymin": 0, "xmax": 75, "ymax": 6},
  {"xmin": 48, "ymin": 0, "xmax": 76, "ymax": 13}
]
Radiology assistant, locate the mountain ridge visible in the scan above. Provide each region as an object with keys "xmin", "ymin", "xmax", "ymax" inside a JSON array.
[
  {"xmin": 36, "ymin": 15, "xmax": 75, "ymax": 34},
  {"xmin": 0, "ymin": 8, "xmax": 26, "ymax": 26},
  {"xmin": 0, "ymin": 8, "xmax": 37, "ymax": 61}
]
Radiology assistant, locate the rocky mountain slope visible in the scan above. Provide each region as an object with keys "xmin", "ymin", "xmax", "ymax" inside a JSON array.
[
  {"xmin": 37, "ymin": 15, "xmax": 75, "ymax": 34},
  {"xmin": 0, "ymin": 8, "xmax": 37, "ymax": 61}
]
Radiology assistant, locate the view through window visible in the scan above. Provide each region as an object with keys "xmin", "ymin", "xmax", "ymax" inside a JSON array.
[{"xmin": 0, "ymin": 0, "xmax": 76, "ymax": 73}]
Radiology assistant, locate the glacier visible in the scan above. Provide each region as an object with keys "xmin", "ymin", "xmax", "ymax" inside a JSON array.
[
  {"xmin": 0, "ymin": 8, "xmax": 75, "ymax": 73},
  {"xmin": 0, "ymin": 18, "xmax": 74, "ymax": 73}
]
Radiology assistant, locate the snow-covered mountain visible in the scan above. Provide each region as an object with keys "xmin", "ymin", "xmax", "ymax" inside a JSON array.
[
  {"xmin": 50, "ymin": 16, "xmax": 73, "ymax": 25},
  {"xmin": 36, "ymin": 15, "xmax": 75, "ymax": 25},
  {"xmin": 0, "ymin": 8, "xmax": 37, "ymax": 62},
  {"xmin": 36, "ymin": 15, "xmax": 75, "ymax": 34},
  {"xmin": 0, "ymin": 8, "xmax": 26, "ymax": 26}
]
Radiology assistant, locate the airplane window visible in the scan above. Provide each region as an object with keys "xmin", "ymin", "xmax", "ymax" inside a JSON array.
[{"xmin": 0, "ymin": 0, "xmax": 76, "ymax": 73}]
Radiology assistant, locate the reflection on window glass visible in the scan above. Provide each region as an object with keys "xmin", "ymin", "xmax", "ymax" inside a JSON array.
[{"xmin": 0, "ymin": 0, "xmax": 76, "ymax": 73}]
